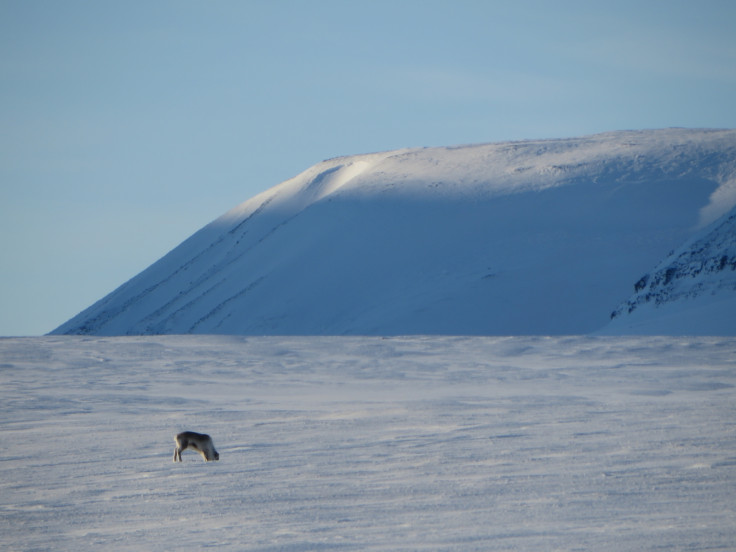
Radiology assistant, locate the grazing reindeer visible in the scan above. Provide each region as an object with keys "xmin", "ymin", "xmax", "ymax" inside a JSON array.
[{"xmin": 173, "ymin": 431, "xmax": 219, "ymax": 462}]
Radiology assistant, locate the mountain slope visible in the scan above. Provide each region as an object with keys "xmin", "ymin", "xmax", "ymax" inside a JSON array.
[
  {"xmin": 603, "ymin": 204, "xmax": 736, "ymax": 335},
  {"xmin": 51, "ymin": 129, "xmax": 736, "ymax": 336}
]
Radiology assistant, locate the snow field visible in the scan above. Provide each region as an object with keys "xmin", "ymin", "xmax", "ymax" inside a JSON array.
[{"xmin": 1, "ymin": 335, "xmax": 735, "ymax": 550}]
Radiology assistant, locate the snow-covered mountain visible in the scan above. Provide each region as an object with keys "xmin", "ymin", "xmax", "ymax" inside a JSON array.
[
  {"xmin": 51, "ymin": 128, "xmax": 736, "ymax": 336},
  {"xmin": 604, "ymin": 204, "xmax": 736, "ymax": 335}
]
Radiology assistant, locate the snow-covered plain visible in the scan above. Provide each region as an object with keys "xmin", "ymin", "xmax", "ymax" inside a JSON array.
[{"xmin": 2, "ymin": 335, "xmax": 735, "ymax": 551}]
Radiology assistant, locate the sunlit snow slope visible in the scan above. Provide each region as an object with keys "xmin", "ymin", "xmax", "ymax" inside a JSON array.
[
  {"xmin": 52, "ymin": 129, "xmax": 736, "ymax": 336},
  {"xmin": 604, "ymin": 204, "xmax": 736, "ymax": 335}
]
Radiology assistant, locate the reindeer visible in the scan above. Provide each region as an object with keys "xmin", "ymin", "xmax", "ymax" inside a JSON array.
[{"xmin": 173, "ymin": 431, "xmax": 219, "ymax": 462}]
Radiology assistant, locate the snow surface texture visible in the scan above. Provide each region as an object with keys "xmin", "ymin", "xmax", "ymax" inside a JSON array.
[
  {"xmin": 51, "ymin": 129, "xmax": 736, "ymax": 336},
  {"xmin": 1, "ymin": 335, "xmax": 735, "ymax": 551}
]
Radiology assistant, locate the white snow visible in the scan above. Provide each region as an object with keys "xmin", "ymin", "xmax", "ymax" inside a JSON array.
[
  {"xmin": 604, "ymin": 204, "xmax": 736, "ymax": 335},
  {"xmin": 2, "ymin": 335, "xmax": 735, "ymax": 550},
  {"xmin": 50, "ymin": 128, "xmax": 736, "ymax": 337},
  {"xmin": 604, "ymin": 292, "xmax": 736, "ymax": 335}
]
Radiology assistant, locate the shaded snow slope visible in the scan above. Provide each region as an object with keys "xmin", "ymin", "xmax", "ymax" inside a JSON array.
[
  {"xmin": 51, "ymin": 129, "xmax": 736, "ymax": 336},
  {"xmin": 603, "ymin": 205, "xmax": 736, "ymax": 335}
]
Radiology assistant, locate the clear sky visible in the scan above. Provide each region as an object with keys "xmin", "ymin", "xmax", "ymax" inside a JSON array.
[{"xmin": 2, "ymin": 0, "xmax": 735, "ymax": 336}]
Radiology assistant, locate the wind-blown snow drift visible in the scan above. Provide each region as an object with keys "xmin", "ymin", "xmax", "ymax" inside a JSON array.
[{"xmin": 52, "ymin": 129, "xmax": 736, "ymax": 336}]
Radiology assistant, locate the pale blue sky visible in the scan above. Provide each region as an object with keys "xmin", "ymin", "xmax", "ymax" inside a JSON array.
[{"xmin": 2, "ymin": 0, "xmax": 735, "ymax": 335}]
